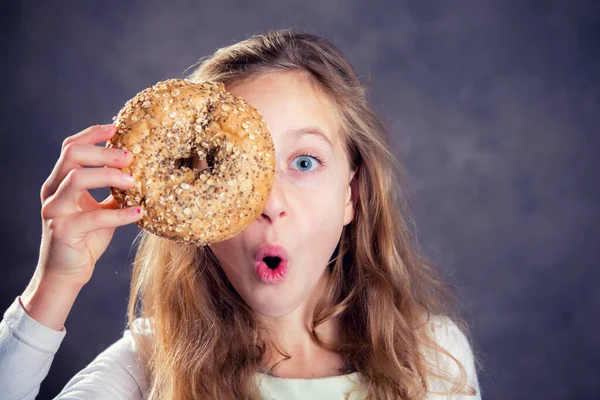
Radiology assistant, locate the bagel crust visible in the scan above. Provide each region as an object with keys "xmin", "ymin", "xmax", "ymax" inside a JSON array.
[{"xmin": 107, "ymin": 79, "xmax": 275, "ymax": 245}]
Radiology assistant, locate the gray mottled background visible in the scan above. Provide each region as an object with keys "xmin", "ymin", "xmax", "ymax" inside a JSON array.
[{"xmin": 1, "ymin": 0, "xmax": 599, "ymax": 399}]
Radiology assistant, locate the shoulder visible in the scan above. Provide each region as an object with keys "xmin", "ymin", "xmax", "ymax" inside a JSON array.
[
  {"xmin": 58, "ymin": 317, "xmax": 153, "ymax": 398},
  {"xmin": 129, "ymin": 317, "xmax": 154, "ymax": 339},
  {"xmin": 419, "ymin": 315, "xmax": 481, "ymax": 399},
  {"xmin": 425, "ymin": 315, "xmax": 473, "ymax": 359}
]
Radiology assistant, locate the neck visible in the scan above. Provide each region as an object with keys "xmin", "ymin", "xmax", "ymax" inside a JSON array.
[{"xmin": 256, "ymin": 269, "xmax": 346, "ymax": 378}]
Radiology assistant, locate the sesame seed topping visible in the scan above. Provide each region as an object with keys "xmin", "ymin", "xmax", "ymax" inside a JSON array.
[{"xmin": 108, "ymin": 79, "xmax": 275, "ymax": 245}]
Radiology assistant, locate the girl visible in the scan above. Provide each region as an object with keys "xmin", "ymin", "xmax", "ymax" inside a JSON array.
[{"xmin": 0, "ymin": 30, "xmax": 480, "ymax": 399}]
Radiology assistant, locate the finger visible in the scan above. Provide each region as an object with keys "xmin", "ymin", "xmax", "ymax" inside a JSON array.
[
  {"xmin": 49, "ymin": 168, "xmax": 135, "ymax": 215},
  {"xmin": 43, "ymin": 144, "xmax": 133, "ymax": 200},
  {"xmin": 42, "ymin": 125, "xmax": 119, "ymax": 200},
  {"xmin": 62, "ymin": 143, "xmax": 132, "ymax": 168},
  {"xmin": 62, "ymin": 124, "xmax": 117, "ymax": 150},
  {"xmin": 70, "ymin": 206, "xmax": 145, "ymax": 237}
]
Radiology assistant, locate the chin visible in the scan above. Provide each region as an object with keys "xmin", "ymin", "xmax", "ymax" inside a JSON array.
[{"xmin": 244, "ymin": 293, "xmax": 302, "ymax": 318}]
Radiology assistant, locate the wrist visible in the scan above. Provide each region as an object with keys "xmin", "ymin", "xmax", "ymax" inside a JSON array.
[{"xmin": 20, "ymin": 270, "xmax": 83, "ymax": 331}]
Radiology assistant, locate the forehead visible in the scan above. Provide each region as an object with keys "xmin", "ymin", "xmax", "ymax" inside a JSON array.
[{"xmin": 225, "ymin": 72, "xmax": 341, "ymax": 148}]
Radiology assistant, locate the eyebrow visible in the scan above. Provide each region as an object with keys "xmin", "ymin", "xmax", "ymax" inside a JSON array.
[{"xmin": 285, "ymin": 127, "xmax": 333, "ymax": 148}]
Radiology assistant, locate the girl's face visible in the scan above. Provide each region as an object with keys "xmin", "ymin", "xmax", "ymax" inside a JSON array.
[{"xmin": 209, "ymin": 71, "xmax": 355, "ymax": 318}]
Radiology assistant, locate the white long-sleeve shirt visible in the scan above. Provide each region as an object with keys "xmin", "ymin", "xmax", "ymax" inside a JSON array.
[{"xmin": 0, "ymin": 296, "xmax": 481, "ymax": 399}]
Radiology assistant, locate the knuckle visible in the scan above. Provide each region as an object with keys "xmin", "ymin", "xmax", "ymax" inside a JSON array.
[
  {"xmin": 41, "ymin": 192, "xmax": 66, "ymax": 221},
  {"xmin": 83, "ymin": 125, "xmax": 98, "ymax": 135},
  {"xmin": 108, "ymin": 167, "xmax": 123, "ymax": 180},
  {"xmin": 40, "ymin": 199, "xmax": 55, "ymax": 220},
  {"xmin": 40, "ymin": 181, "xmax": 51, "ymax": 199},
  {"xmin": 49, "ymin": 218, "xmax": 69, "ymax": 238},
  {"xmin": 103, "ymin": 167, "xmax": 121, "ymax": 184},
  {"xmin": 61, "ymin": 136, "xmax": 74, "ymax": 151},
  {"xmin": 115, "ymin": 210, "xmax": 126, "ymax": 224},
  {"xmin": 65, "ymin": 169, "xmax": 82, "ymax": 187},
  {"xmin": 92, "ymin": 209, "xmax": 115, "ymax": 227},
  {"xmin": 90, "ymin": 210, "xmax": 104, "ymax": 226},
  {"xmin": 62, "ymin": 142, "xmax": 79, "ymax": 159}
]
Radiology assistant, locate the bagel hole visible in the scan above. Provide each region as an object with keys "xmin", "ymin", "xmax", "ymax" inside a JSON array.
[
  {"xmin": 174, "ymin": 151, "xmax": 215, "ymax": 173},
  {"xmin": 174, "ymin": 156, "xmax": 195, "ymax": 170}
]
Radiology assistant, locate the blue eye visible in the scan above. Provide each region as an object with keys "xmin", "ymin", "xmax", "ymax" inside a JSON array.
[{"xmin": 292, "ymin": 154, "xmax": 320, "ymax": 172}]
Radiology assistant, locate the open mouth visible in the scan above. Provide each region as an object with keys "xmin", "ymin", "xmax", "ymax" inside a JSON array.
[
  {"xmin": 254, "ymin": 244, "xmax": 289, "ymax": 285},
  {"xmin": 263, "ymin": 256, "xmax": 282, "ymax": 269}
]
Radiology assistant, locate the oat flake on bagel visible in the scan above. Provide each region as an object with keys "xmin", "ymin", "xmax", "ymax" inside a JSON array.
[{"xmin": 107, "ymin": 79, "xmax": 275, "ymax": 245}]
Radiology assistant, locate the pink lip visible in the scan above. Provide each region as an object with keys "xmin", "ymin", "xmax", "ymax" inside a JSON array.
[
  {"xmin": 254, "ymin": 244, "xmax": 289, "ymax": 263},
  {"xmin": 254, "ymin": 244, "xmax": 289, "ymax": 285}
]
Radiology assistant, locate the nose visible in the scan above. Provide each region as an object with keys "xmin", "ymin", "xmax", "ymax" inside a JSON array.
[{"xmin": 259, "ymin": 172, "xmax": 286, "ymax": 223}]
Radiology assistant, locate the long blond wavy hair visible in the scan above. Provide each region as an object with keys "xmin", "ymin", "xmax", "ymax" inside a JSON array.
[{"xmin": 127, "ymin": 29, "xmax": 476, "ymax": 399}]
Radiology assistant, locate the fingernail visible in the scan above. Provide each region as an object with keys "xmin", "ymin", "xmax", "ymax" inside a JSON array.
[
  {"xmin": 122, "ymin": 150, "xmax": 129, "ymax": 158},
  {"xmin": 123, "ymin": 172, "xmax": 134, "ymax": 181},
  {"xmin": 102, "ymin": 124, "xmax": 115, "ymax": 132},
  {"xmin": 132, "ymin": 207, "xmax": 144, "ymax": 216}
]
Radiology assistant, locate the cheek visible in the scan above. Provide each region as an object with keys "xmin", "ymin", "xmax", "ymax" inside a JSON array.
[
  {"xmin": 297, "ymin": 182, "xmax": 348, "ymax": 226},
  {"xmin": 283, "ymin": 173, "xmax": 326, "ymax": 191},
  {"xmin": 302, "ymin": 186, "xmax": 348, "ymax": 239},
  {"xmin": 209, "ymin": 238, "xmax": 243, "ymax": 273}
]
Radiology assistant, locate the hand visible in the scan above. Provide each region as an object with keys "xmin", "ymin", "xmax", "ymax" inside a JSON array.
[{"xmin": 35, "ymin": 124, "xmax": 143, "ymax": 289}]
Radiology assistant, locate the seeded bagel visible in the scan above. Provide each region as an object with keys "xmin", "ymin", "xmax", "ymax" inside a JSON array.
[{"xmin": 106, "ymin": 79, "xmax": 275, "ymax": 245}]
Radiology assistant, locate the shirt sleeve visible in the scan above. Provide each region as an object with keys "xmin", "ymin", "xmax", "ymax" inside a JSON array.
[
  {"xmin": 56, "ymin": 329, "xmax": 148, "ymax": 400},
  {"xmin": 0, "ymin": 296, "xmax": 148, "ymax": 400},
  {"xmin": 0, "ymin": 296, "xmax": 67, "ymax": 400},
  {"xmin": 425, "ymin": 316, "xmax": 482, "ymax": 399}
]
